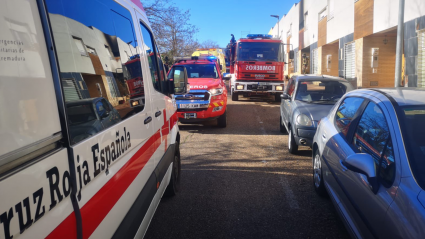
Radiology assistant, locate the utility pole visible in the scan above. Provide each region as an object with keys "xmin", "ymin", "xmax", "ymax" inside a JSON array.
[
  {"xmin": 271, "ymin": 15, "xmax": 280, "ymax": 39},
  {"xmin": 395, "ymin": 0, "xmax": 405, "ymax": 87}
]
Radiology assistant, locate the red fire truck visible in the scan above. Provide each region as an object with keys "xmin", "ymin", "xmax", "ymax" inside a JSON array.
[
  {"xmin": 169, "ymin": 56, "xmax": 228, "ymax": 127},
  {"xmin": 226, "ymin": 34, "xmax": 293, "ymax": 102},
  {"xmin": 124, "ymin": 55, "xmax": 145, "ymax": 108}
]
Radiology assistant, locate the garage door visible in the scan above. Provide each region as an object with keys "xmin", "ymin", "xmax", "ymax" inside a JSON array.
[{"xmin": 62, "ymin": 78, "xmax": 82, "ymax": 101}]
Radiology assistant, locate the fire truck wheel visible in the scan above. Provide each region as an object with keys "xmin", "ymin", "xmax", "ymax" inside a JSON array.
[
  {"xmin": 231, "ymin": 89, "xmax": 238, "ymax": 101},
  {"xmin": 280, "ymin": 116, "xmax": 286, "ymax": 133},
  {"xmin": 288, "ymin": 127, "xmax": 298, "ymax": 154},
  {"xmin": 217, "ymin": 110, "xmax": 227, "ymax": 128},
  {"xmin": 275, "ymin": 94, "xmax": 281, "ymax": 102},
  {"xmin": 164, "ymin": 141, "xmax": 181, "ymax": 197}
]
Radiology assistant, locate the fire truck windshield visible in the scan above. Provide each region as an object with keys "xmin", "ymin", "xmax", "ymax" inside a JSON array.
[
  {"xmin": 237, "ymin": 42, "xmax": 282, "ymax": 62},
  {"xmin": 170, "ymin": 64, "xmax": 219, "ymax": 79},
  {"xmin": 124, "ymin": 60, "xmax": 142, "ymax": 80}
]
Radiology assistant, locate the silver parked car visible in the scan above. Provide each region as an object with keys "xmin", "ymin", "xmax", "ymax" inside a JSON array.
[
  {"xmin": 280, "ymin": 75, "xmax": 354, "ymax": 154},
  {"xmin": 312, "ymin": 88, "xmax": 425, "ymax": 239}
]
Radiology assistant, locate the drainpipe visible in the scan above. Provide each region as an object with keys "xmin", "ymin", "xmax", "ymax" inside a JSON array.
[{"xmin": 394, "ymin": 0, "xmax": 405, "ymax": 87}]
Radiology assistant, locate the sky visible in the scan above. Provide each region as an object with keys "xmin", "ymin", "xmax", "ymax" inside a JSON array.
[{"xmin": 175, "ymin": 0, "xmax": 299, "ymax": 48}]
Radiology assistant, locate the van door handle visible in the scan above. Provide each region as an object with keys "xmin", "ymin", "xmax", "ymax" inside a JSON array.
[
  {"xmin": 155, "ymin": 111, "xmax": 162, "ymax": 117},
  {"xmin": 322, "ymin": 134, "xmax": 326, "ymax": 140},
  {"xmin": 144, "ymin": 116, "xmax": 152, "ymax": 124},
  {"xmin": 339, "ymin": 160, "xmax": 348, "ymax": 172}
]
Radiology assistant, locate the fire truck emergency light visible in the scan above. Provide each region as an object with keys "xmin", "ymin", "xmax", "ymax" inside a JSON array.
[{"xmin": 247, "ymin": 34, "xmax": 273, "ymax": 39}]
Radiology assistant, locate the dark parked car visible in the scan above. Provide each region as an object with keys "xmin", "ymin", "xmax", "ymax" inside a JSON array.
[
  {"xmin": 312, "ymin": 88, "xmax": 425, "ymax": 239},
  {"xmin": 279, "ymin": 75, "xmax": 354, "ymax": 154},
  {"xmin": 66, "ymin": 97, "xmax": 121, "ymax": 144}
]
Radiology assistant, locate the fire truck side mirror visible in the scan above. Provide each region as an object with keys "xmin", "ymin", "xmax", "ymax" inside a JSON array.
[
  {"xmin": 289, "ymin": 50, "xmax": 295, "ymax": 60},
  {"xmin": 172, "ymin": 65, "xmax": 189, "ymax": 95}
]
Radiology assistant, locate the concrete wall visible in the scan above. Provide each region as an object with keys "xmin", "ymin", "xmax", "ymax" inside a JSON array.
[
  {"xmin": 303, "ymin": 0, "xmax": 327, "ymax": 49},
  {"xmin": 374, "ymin": 0, "xmax": 425, "ymax": 34},
  {"xmin": 327, "ymin": 0, "xmax": 355, "ymax": 44}
]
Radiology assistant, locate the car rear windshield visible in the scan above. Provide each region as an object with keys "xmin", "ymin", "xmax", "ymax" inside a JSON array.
[
  {"xmin": 237, "ymin": 42, "xmax": 282, "ymax": 62},
  {"xmin": 67, "ymin": 104, "xmax": 97, "ymax": 125},
  {"xmin": 398, "ymin": 105, "xmax": 425, "ymax": 189},
  {"xmin": 170, "ymin": 64, "xmax": 219, "ymax": 79},
  {"xmin": 295, "ymin": 80, "xmax": 354, "ymax": 103}
]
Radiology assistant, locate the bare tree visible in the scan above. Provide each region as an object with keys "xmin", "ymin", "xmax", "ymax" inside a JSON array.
[
  {"xmin": 143, "ymin": 0, "xmax": 199, "ymax": 65},
  {"xmin": 199, "ymin": 39, "xmax": 220, "ymax": 49}
]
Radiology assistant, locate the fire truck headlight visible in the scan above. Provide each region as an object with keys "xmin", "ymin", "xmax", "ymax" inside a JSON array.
[
  {"xmin": 210, "ymin": 87, "xmax": 224, "ymax": 96},
  {"xmin": 276, "ymin": 85, "xmax": 283, "ymax": 91},
  {"xmin": 297, "ymin": 114, "xmax": 313, "ymax": 127},
  {"xmin": 236, "ymin": 85, "xmax": 244, "ymax": 90}
]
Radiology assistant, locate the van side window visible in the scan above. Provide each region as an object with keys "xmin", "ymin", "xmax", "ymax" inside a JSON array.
[
  {"xmin": 139, "ymin": 23, "xmax": 164, "ymax": 94},
  {"xmin": 45, "ymin": 0, "xmax": 147, "ymax": 145}
]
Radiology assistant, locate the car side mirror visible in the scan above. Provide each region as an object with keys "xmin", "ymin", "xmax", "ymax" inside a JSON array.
[
  {"xmin": 343, "ymin": 154, "xmax": 379, "ymax": 194},
  {"xmin": 289, "ymin": 50, "xmax": 294, "ymax": 60},
  {"xmin": 223, "ymin": 73, "xmax": 231, "ymax": 80},
  {"xmin": 281, "ymin": 93, "xmax": 290, "ymax": 100},
  {"xmin": 171, "ymin": 66, "xmax": 189, "ymax": 95}
]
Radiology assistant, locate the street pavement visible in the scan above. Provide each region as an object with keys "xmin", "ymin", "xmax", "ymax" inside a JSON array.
[{"xmin": 144, "ymin": 96, "xmax": 350, "ymax": 239}]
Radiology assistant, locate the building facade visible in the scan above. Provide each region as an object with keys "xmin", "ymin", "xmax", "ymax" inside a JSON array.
[{"xmin": 269, "ymin": 0, "xmax": 425, "ymax": 88}]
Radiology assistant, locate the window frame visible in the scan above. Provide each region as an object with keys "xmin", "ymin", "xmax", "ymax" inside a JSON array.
[
  {"xmin": 139, "ymin": 20, "xmax": 168, "ymax": 95},
  {"xmin": 72, "ymin": 36, "xmax": 88, "ymax": 56},
  {"xmin": 333, "ymin": 96, "xmax": 368, "ymax": 142},
  {"xmin": 348, "ymin": 100, "xmax": 396, "ymax": 187}
]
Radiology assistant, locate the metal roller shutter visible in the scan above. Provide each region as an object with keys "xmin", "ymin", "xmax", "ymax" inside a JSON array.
[
  {"xmin": 344, "ymin": 42, "xmax": 355, "ymax": 81},
  {"xmin": 62, "ymin": 78, "xmax": 82, "ymax": 101},
  {"xmin": 419, "ymin": 30, "xmax": 425, "ymax": 87},
  {"xmin": 312, "ymin": 48, "xmax": 318, "ymax": 74}
]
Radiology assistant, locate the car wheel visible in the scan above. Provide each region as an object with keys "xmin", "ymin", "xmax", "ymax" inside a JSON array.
[
  {"xmin": 164, "ymin": 142, "xmax": 181, "ymax": 197},
  {"xmin": 217, "ymin": 110, "xmax": 227, "ymax": 128},
  {"xmin": 288, "ymin": 127, "xmax": 298, "ymax": 154},
  {"xmin": 313, "ymin": 151, "xmax": 327, "ymax": 197},
  {"xmin": 231, "ymin": 89, "xmax": 238, "ymax": 101},
  {"xmin": 279, "ymin": 116, "xmax": 286, "ymax": 133}
]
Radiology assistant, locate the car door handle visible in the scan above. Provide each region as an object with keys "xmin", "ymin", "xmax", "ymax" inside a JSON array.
[
  {"xmin": 155, "ymin": 111, "xmax": 162, "ymax": 117},
  {"xmin": 322, "ymin": 134, "xmax": 326, "ymax": 140},
  {"xmin": 339, "ymin": 160, "xmax": 348, "ymax": 172},
  {"xmin": 144, "ymin": 116, "xmax": 152, "ymax": 124}
]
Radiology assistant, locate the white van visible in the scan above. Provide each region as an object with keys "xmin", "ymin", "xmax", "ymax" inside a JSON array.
[{"xmin": 0, "ymin": 0, "xmax": 189, "ymax": 238}]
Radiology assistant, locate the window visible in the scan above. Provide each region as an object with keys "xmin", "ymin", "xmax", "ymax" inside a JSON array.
[
  {"xmin": 335, "ymin": 97, "xmax": 364, "ymax": 137},
  {"xmin": 285, "ymin": 78, "xmax": 296, "ymax": 97},
  {"xmin": 140, "ymin": 22, "xmax": 163, "ymax": 93},
  {"xmin": 73, "ymin": 37, "xmax": 88, "ymax": 56},
  {"xmin": 104, "ymin": 45, "xmax": 113, "ymax": 59},
  {"xmin": 418, "ymin": 29, "xmax": 425, "ymax": 87},
  {"xmin": 45, "ymin": 0, "xmax": 147, "ymax": 145},
  {"xmin": 86, "ymin": 46, "xmax": 97, "ymax": 55},
  {"xmin": 352, "ymin": 102, "xmax": 395, "ymax": 187},
  {"xmin": 304, "ymin": 12, "xmax": 309, "ymax": 30},
  {"xmin": 171, "ymin": 64, "xmax": 219, "ymax": 79},
  {"xmin": 398, "ymin": 105, "xmax": 425, "ymax": 189},
  {"xmin": 319, "ymin": 7, "xmax": 327, "ymax": 21},
  {"xmin": 295, "ymin": 80, "xmax": 354, "ymax": 102}
]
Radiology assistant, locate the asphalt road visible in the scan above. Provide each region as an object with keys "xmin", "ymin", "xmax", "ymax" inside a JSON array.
[{"xmin": 145, "ymin": 96, "xmax": 350, "ymax": 239}]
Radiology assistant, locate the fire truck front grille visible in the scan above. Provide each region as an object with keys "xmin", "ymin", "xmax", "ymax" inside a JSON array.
[
  {"xmin": 175, "ymin": 91, "xmax": 210, "ymax": 101},
  {"xmin": 247, "ymin": 85, "xmax": 272, "ymax": 90}
]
